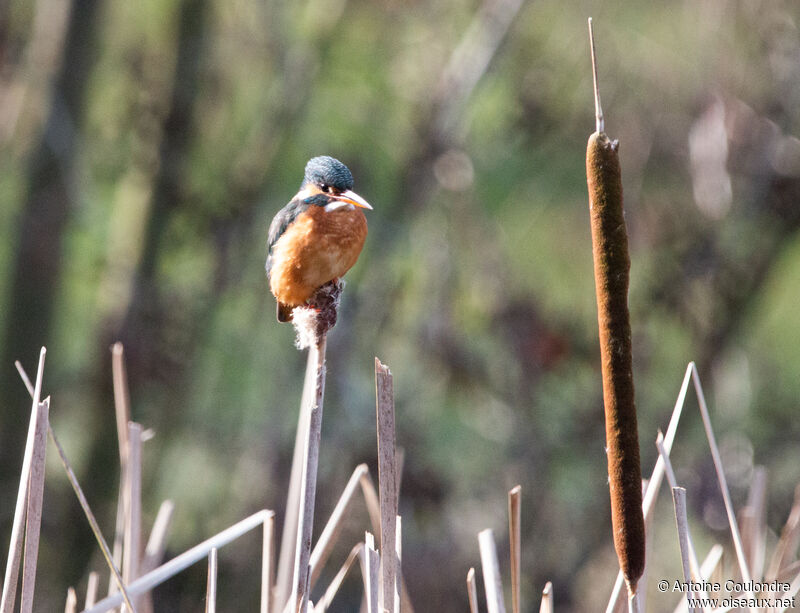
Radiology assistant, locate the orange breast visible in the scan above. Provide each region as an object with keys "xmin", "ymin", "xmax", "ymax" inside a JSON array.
[{"xmin": 269, "ymin": 205, "xmax": 367, "ymax": 306}]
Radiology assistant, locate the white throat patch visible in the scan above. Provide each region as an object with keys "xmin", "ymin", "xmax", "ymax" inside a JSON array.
[{"xmin": 324, "ymin": 201, "xmax": 355, "ymax": 212}]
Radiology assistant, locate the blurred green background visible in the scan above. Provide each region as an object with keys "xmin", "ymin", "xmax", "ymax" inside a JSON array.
[{"xmin": 1, "ymin": 0, "xmax": 800, "ymax": 610}]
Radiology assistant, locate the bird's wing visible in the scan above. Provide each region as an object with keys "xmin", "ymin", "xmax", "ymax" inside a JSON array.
[{"xmin": 266, "ymin": 199, "xmax": 309, "ymax": 275}]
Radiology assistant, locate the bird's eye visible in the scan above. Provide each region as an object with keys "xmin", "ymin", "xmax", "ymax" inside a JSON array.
[{"xmin": 320, "ymin": 184, "xmax": 336, "ymax": 194}]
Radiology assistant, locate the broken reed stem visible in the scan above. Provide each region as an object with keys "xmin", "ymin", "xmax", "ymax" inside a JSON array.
[
  {"xmin": 671, "ymin": 488, "xmax": 697, "ymax": 613},
  {"xmin": 742, "ymin": 467, "xmax": 767, "ymax": 580},
  {"xmin": 50, "ymin": 427, "xmax": 136, "ymax": 611},
  {"xmin": 364, "ymin": 533, "xmax": 380, "ymax": 613},
  {"xmin": 205, "ymin": 548, "xmax": 218, "ymax": 613},
  {"xmin": 85, "ymin": 510, "xmax": 273, "ymax": 613},
  {"xmin": 700, "ymin": 545, "xmax": 724, "ymax": 581},
  {"xmin": 13, "ymin": 359, "xmax": 133, "ymax": 611},
  {"xmin": 20, "ymin": 398, "xmax": 50, "ymax": 613},
  {"xmin": 1, "ymin": 348, "xmax": 46, "ymax": 613},
  {"xmin": 111, "ymin": 343, "xmax": 132, "ymax": 600},
  {"xmin": 767, "ymin": 484, "xmax": 800, "ymax": 580},
  {"xmin": 478, "ymin": 529, "xmax": 507, "ymax": 613},
  {"xmin": 49, "ymin": 425, "xmax": 136, "ymax": 612},
  {"xmin": 539, "ymin": 582, "xmax": 553, "ymax": 613},
  {"xmin": 655, "ymin": 431, "xmax": 704, "ymax": 586},
  {"xmin": 140, "ymin": 500, "xmax": 176, "ymax": 613},
  {"xmin": 262, "ymin": 513, "xmax": 275, "ymax": 613},
  {"xmin": 508, "ymin": 486, "xmax": 521, "ymax": 613},
  {"xmin": 375, "ymin": 358, "xmax": 398, "ymax": 613},
  {"xmin": 319, "ymin": 543, "xmax": 363, "ymax": 611},
  {"xmin": 141, "ymin": 500, "xmax": 176, "ymax": 575},
  {"xmin": 86, "ymin": 572, "xmax": 100, "ymax": 609},
  {"xmin": 586, "ymin": 20, "xmax": 645, "ymax": 595},
  {"xmin": 123, "ymin": 423, "xmax": 144, "ymax": 612},
  {"xmin": 290, "ymin": 335, "xmax": 328, "ymax": 613},
  {"xmin": 690, "ymin": 364, "xmax": 752, "ymax": 584},
  {"xmin": 358, "ymin": 471, "xmax": 415, "ymax": 613},
  {"xmin": 65, "ymin": 587, "xmax": 77, "ymax": 613},
  {"xmin": 466, "ymin": 568, "xmax": 479, "ymax": 613},
  {"xmin": 308, "ymin": 464, "xmax": 370, "ymax": 590}
]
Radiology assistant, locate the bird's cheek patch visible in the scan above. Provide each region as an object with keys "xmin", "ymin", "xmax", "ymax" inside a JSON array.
[{"xmin": 323, "ymin": 201, "xmax": 355, "ymax": 212}]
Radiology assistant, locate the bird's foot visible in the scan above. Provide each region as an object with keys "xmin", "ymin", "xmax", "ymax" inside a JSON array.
[{"xmin": 291, "ymin": 279, "xmax": 345, "ymax": 349}]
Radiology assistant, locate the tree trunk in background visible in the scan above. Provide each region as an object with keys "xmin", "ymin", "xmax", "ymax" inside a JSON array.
[
  {"xmin": 0, "ymin": 0, "xmax": 101, "ymax": 523},
  {"xmin": 57, "ymin": 0, "xmax": 211, "ymax": 587}
]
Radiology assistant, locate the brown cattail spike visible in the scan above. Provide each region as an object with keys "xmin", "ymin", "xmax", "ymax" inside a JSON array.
[{"xmin": 586, "ymin": 20, "xmax": 645, "ymax": 595}]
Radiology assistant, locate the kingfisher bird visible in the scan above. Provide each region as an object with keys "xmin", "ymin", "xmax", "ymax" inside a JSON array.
[{"xmin": 266, "ymin": 156, "xmax": 372, "ymax": 322}]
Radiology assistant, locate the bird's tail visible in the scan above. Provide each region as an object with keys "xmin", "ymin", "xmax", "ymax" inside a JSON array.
[{"xmin": 276, "ymin": 302, "xmax": 293, "ymax": 322}]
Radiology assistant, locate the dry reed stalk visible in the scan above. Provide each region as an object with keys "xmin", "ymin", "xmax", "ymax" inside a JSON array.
[
  {"xmin": 767, "ymin": 484, "xmax": 800, "ymax": 581},
  {"xmin": 13, "ymin": 358, "xmax": 136, "ymax": 611},
  {"xmin": 85, "ymin": 510, "xmax": 273, "ymax": 613},
  {"xmin": 318, "ymin": 542, "xmax": 363, "ymax": 612},
  {"xmin": 606, "ymin": 363, "xmax": 694, "ymax": 613},
  {"xmin": 140, "ymin": 500, "xmax": 175, "ymax": 613},
  {"xmin": 776, "ymin": 568, "xmax": 800, "ymax": 613},
  {"xmin": 308, "ymin": 464, "xmax": 370, "ymax": 589},
  {"xmin": 478, "ymin": 529, "xmax": 506, "ymax": 613},
  {"xmin": 655, "ymin": 432, "xmax": 704, "ymax": 585},
  {"xmin": 290, "ymin": 335, "xmax": 327, "ymax": 613},
  {"xmin": 671, "ymin": 488, "xmax": 696, "ymax": 613},
  {"xmin": 275, "ymin": 344, "xmax": 318, "ymax": 611},
  {"xmin": 357, "ymin": 470, "xmax": 414, "ymax": 612},
  {"xmin": 586, "ymin": 18, "xmax": 645, "ymax": 596},
  {"xmin": 49, "ymin": 423, "xmax": 136, "ymax": 612},
  {"xmin": 110, "ymin": 343, "xmax": 132, "ymax": 601},
  {"xmin": 55, "ymin": 431, "xmax": 136, "ymax": 608},
  {"xmin": 658, "ymin": 435, "xmax": 712, "ymax": 613},
  {"xmin": 672, "ymin": 547, "xmax": 723, "ymax": 613},
  {"xmin": 358, "ymin": 472, "xmax": 383, "ymax": 537},
  {"xmin": 699, "ymin": 545, "xmax": 723, "ymax": 582},
  {"xmin": 394, "ymin": 515, "xmax": 402, "ymax": 613},
  {"xmin": 112, "ymin": 344, "xmax": 132, "ymax": 464},
  {"xmin": 141, "ymin": 500, "xmax": 175, "ymax": 574},
  {"xmin": 1, "ymin": 347, "xmax": 46, "ymax": 613},
  {"xmin": 86, "ymin": 571, "xmax": 100, "ymax": 608},
  {"xmin": 375, "ymin": 358, "xmax": 399, "ymax": 613},
  {"xmin": 466, "ymin": 568, "xmax": 479, "ymax": 613},
  {"xmin": 123, "ymin": 423, "xmax": 144, "ymax": 612},
  {"xmin": 364, "ymin": 533, "xmax": 379, "ymax": 613},
  {"xmin": 262, "ymin": 511, "xmax": 275, "ymax": 613},
  {"xmin": 508, "ymin": 486, "xmax": 521, "ymax": 613},
  {"xmin": 65, "ymin": 587, "xmax": 77, "ymax": 613},
  {"xmin": 205, "ymin": 548, "xmax": 218, "ymax": 613},
  {"xmin": 20, "ymin": 398, "xmax": 50, "ymax": 613},
  {"xmin": 690, "ymin": 365, "xmax": 754, "ymax": 591},
  {"xmin": 775, "ymin": 559, "xmax": 800, "ymax": 584},
  {"xmin": 740, "ymin": 466, "xmax": 767, "ymax": 580},
  {"xmin": 539, "ymin": 581, "xmax": 553, "ymax": 613}
]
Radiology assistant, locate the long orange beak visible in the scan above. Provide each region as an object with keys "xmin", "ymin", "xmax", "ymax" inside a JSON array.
[{"xmin": 335, "ymin": 189, "xmax": 373, "ymax": 210}]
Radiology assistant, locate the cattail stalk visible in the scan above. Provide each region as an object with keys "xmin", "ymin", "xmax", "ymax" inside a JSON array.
[
  {"xmin": 508, "ymin": 486, "xmax": 521, "ymax": 613},
  {"xmin": 375, "ymin": 358, "xmax": 398, "ymax": 613},
  {"xmin": 586, "ymin": 18, "xmax": 645, "ymax": 596},
  {"xmin": 289, "ymin": 335, "xmax": 327, "ymax": 613}
]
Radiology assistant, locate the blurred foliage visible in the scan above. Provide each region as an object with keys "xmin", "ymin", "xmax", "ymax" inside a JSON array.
[{"xmin": 1, "ymin": 0, "xmax": 800, "ymax": 610}]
